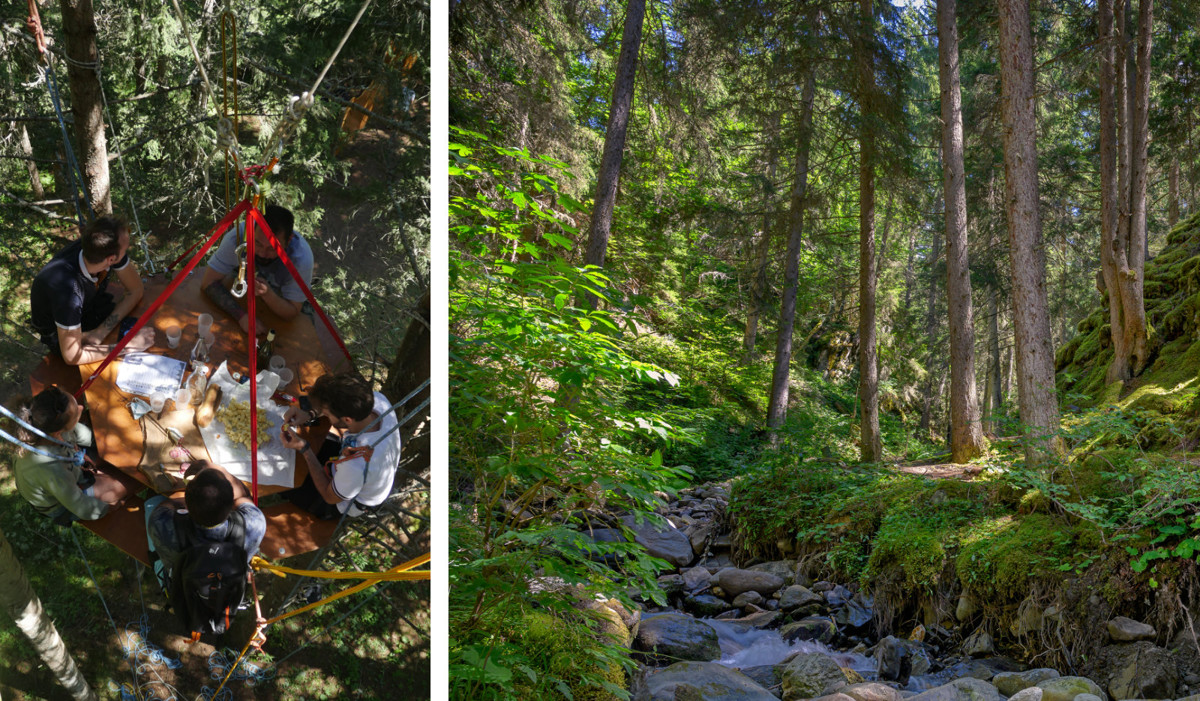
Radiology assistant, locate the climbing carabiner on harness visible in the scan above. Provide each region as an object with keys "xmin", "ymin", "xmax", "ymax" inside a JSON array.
[{"xmin": 231, "ymin": 241, "xmax": 249, "ymax": 298}]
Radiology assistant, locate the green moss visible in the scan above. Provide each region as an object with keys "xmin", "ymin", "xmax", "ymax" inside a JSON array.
[
  {"xmin": 955, "ymin": 514, "xmax": 1075, "ymax": 604},
  {"xmin": 863, "ymin": 486, "xmax": 984, "ymax": 592},
  {"xmin": 509, "ymin": 611, "xmax": 625, "ymax": 701}
]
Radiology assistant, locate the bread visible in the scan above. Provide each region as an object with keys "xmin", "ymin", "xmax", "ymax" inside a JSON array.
[{"xmin": 195, "ymin": 385, "xmax": 222, "ymax": 428}]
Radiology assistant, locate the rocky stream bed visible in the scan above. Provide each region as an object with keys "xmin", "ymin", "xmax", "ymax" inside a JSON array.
[{"xmin": 581, "ymin": 482, "xmax": 1200, "ymax": 701}]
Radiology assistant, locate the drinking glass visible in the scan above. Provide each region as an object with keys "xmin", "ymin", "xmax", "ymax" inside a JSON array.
[
  {"xmin": 197, "ymin": 313, "xmax": 213, "ymax": 338},
  {"xmin": 165, "ymin": 325, "xmax": 182, "ymax": 349}
]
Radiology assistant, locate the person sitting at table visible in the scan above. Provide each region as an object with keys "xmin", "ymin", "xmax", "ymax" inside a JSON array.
[
  {"xmin": 145, "ymin": 460, "xmax": 266, "ymax": 585},
  {"xmin": 199, "ymin": 205, "xmax": 314, "ymax": 337},
  {"xmin": 10, "ymin": 386, "xmax": 128, "ymax": 523},
  {"xmin": 29, "ymin": 216, "xmax": 155, "ymax": 365},
  {"xmin": 279, "ymin": 371, "xmax": 403, "ymax": 520}
]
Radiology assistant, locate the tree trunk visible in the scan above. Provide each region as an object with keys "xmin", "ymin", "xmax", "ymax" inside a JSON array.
[
  {"xmin": 997, "ymin": 0, "xmax": 1061, "ymax": 464},
  {"xmin": 766, "ymin": 70, "xmax": 817, "ymax": 435},
  {"xmin": 582, "ymin": 0, "xmax": 646, "ymax": 277},
  {"xmin": 1121, "ymin": 0, "xmax": 1152, "ymax": 375},
  {"xmin": 984, "ymin": 285, "xmax": 1003, "ymax": 436},
  {"xmin": 1169, "ymin": 157, "xmax": 1180, "ymax": 228},
  {"xmin": 59, "ymin": 0, "xmax": 112, "ymax": 215},
  {"xmin": 857, "ymin": 0, "xmax": 882, "ymax": 463},
  {"xmin": 17, "ymin": 121, "xmax": 46, "ymax": 200},
  {"xmin": 938, "ymin": 0, "xmax": 986, "ymax": 462},
  {"xmin": 384, "ymin": 289, "xmax": 430, "ymax": 476},
  {"xmin": 0, "ymin": 526, "xmax": 98, "ymax": 701},
  {"xmin": 919, "ymin": 231, "xmax": 941, "ymax": 435}
]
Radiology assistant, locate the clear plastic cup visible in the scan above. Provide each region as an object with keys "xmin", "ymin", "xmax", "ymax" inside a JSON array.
[
  {"xmin": 174, "ymin": 387, "xmax": 191, "ymax": 409},
  {"xmin": 165, "ymin": 325, "xmax": 182, "ymax": 349},
  {"xmin": 274, "ymin": 367, "xmax": 293, "ymax": 386},
  {"xmin": 269, "ymin": 355, "xmax": 287, "ymax": 371},
  {"xmin": 149, "ymin": 392, "xmax": 167, "ymax": 413},
  {"xmin": 197, "ymin": 313, "xmax": 213, "ymax": 338}
]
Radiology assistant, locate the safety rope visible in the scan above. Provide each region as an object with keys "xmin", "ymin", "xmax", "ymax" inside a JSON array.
[
  {"xmin": 208, "ymin": 552, "xmax": 429, "ymax": 698},
  {"xmin": 69, "ymin": 526, "xmax": 143, "ymax": 697}
]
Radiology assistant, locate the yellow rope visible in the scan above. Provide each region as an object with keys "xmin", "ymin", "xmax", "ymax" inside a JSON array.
[{"xmin": 209, "ymin": 552, "xmax": 431, "ymax": 697}]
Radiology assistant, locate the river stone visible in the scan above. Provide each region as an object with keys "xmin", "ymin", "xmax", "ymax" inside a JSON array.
[
  {"xmin": 876, "ymin": 635, "xmax": 932, "ymax": 685},
  {"xmin": 700, "ymin": 554, "xmax": 736, "ymax": 572},
  {"xmin": 994, "ymin": 669, "xmax": 1061, "ymax": 696},
  {"xmin": 825, "ymin": 584, "xmax": 853, "ymax": 606},
  {"xmin": 835, "ymin": 597, "xmax": 874, "ymax": 633},
  {"xmin": 844, "ymin": 682, "xmax": 905, "ymax": 701},
  {"xmin": 782, "ymin": 616, "xmax": 838, "ymax": 644},
  {"xmin": 682, "ymin": 566, "xmax": 712, "ymax": 592},
  {"xmin": 659, "ymin": 574, "xmax": 686, "ymax": 598},
  {"xmin": 813, "ymin": 694, "xmax": 858, "ymax": 701},
  {"xmin": 713, "ymin": 568, "xmax": 785, "ymax": 598},
  {"xmin": 1036, "ymin": 676, "xmax": 1108, "ymax": 701},
  {"xmin": 957, "ymin": 595, "xmax": 979, "ymax": 621},
  {"xmin": 635, "ymin": 614, "xmax": 721, "ymax": 664},
  {"xmin": 963, "ymin": 628, "xmax": 995, "ymax": 657},
  {"xmin": 780, "ymin": 584, "xmax": 825, "ymax": 611},
  {"xmin": 1099, "ymin": 641, "xmax": 1178, "ymax": 700},
  {"xmin": 779, "ymin": 652, "xmax": 850, "ymax": 701},
  {"xmin": 729, "ymin": 610, "xmax": 782, "ymax": 630},
  {"xmin": 622, "ymin": 515, "xmax": 695, "ymax": 568},
  {"xmin": 645, "ymin": 661, "xmax": 777, "ymax": 701},
  {"xmin": 1008, "ymin": 688, "xmax": 1043, "ymax": 701},
  {"xmin": 942, "ymin": 660, "xmax": 997, "ymax": 681},
  {"xmin": 690, "ymin": 524, "xmax": 715, "ymax": 555},
  {"xmin": 812, "ymin": 581, "xmax": 835, "ymax": 592},
  {"xmin": 739, "ymin": 664, "xmax": 780, "ymax": 693},
  {"xmin": 1074, "ymin": 695, "xmax": 1102, "ymax": 701},
  {"xmin": 1107, "ymin": 616, "xmax": 1156, "ymax": 642},
  {"xmin": 907, "ymin": 678, "xmax": 1002, "ymax": 701},
  {"xmin": 685, "ymin": 594, "xmax": 732, "ymax": 617},
  {"xmin": 576, "ymin": 598, "xmax": 633, "ymax": 646},
  {"xmin": 734, "ymin": 591, "xmax": 765, "ymax": 608},
  {"xmin": 749, "ymin": 560, "xmax": 797, "ymax": 587}
]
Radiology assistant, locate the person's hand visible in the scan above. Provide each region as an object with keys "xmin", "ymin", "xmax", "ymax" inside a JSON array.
[
  {"xmin": 280, "ymin": 425, "xmax": 306, "ymax": 452},
  {"xmin": 238, "ymin": 313, "xmax": 267, "ymax": 337},
  {"xmin": 123, "ymin": 327, "xmax": 155, "ymax": 352},
  {"xmin": 254, "ymin": 277, "xmax": 270, "ymax": 298},
  {"xmin": 284, "ymin": 405, "xmax": 309, "ymax": 426},
  {"xmin": 184, "ymin": 460, "xmax": 211, "ymax": 479}
]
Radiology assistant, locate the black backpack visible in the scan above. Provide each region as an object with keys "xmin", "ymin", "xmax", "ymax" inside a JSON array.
[{"xmin": 169, "ymin": 509, "xmax": 249, "ymax": 640}]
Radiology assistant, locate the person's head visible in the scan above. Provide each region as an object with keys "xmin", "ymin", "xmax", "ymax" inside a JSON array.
[
  {"xmin": 81, "ymin": 217, "xmax": 130, "ymax": 268},
  {"xmin": 308, "ymin": 372, "xmax": 373, "ymax": 429},
  {"xmin": 8, "ymin": 387, "xmax": 82, "ymax": 447},
  {"xmin": 185, "ymin": 464, "xmax": 234, "ymax": 527},
  {"xmin": 254, "ymin": 205, "xmax": 294, "ymax": 262}
]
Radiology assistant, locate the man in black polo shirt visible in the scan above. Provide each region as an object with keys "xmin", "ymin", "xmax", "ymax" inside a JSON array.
[{"xmin": 30, "ymin": 217, "xmax": 154, "ymax": 365}]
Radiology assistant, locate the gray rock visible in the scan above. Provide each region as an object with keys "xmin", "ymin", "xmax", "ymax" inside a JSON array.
[
  {"xmin": 646, "ymin": 661, "xmax": 777, "ymax": 701},
  {"xmin": 739, "ymin": 665, "xmax": 781, "ymax": 696},
  {"xmin": 1099, "ymin": 641, "xmax": 1177, "ymax": 700},
  {"xmin": 635, "ymin": 614, "xmax": 721, "ymax": 663},
  {"xmin": 658, "ymin": 574, "xmax": 685, "ymax": 598},
  {"xmin": 875, "ymin": 636, "xmax": 932, "ymax": 685},
  {"xmin": 993, "ymin": 669, "xmax": 1061, "ymax": 696},
  {"xmin": 1008, "ymin": 688, "xmax": 1043, "ymax": 701},
  {"xmin": 622, "ymin": 515, "xmax": 695, "ymax": 568},
  {"xmin": 1073, "ymin": 695, "xmax": 1102, "ymax": 701},
  {"xmin": 907, "ymin": 678, "xmax": 1002, "ymax": 701},
  {"xmin": 749, "ymin": 560, "xmax": 797, "ymax": 587},
  {"xmin": 835, "ymin": 597, "xmax": 874, "ymax": 633},
  {"xmin": 941, "ymin": 660, "xmax": 997, "ymax": 681},
  {"xmin": 957, "ymin": 595, "xmax": 979, "ymax": 622},
  {"xmin": 1107, "ymin": 616, "xmax": 1156, "ymax": 642},
  {"xmin": 685, "ymin": 594, "xmax": 732, "ymax": 617},
  {"xmin": 734, "ymin": 591, "xmax": 765, "ymax": 608},
  {"xmin": 812, "ymin": 581, "xmax": 835, "ymax": 592},
  {"xmin": 781, "ymin": 616, "xmax": 838, "ymax": 644},
  {"xmin": 779, "ymin": 652, "xmax": 850, "ymax": 700},
  {"xmin": 1036, "ymin": 676, "xmax": 1108, "ymax": 701},
  {"xmin": 681, "ymin": 566, "xmax": 712, "ymax": 592},
  {"xmin": 843, "ymin": 682, "xmax": 905, "ymax": 701},
  {"xmin": 700, "ymin": 554, "xmax": 736, "ymax": 572},
  {"xmin": 812, "ymin": 694, "xmax": 858, "ymax": 701},
  {"xmin": 825, "ymin": 584, "xmax": 853, "ymax": 606},
  {"xmin": 963, "ymin": 628, "xmax": 995, "ymax": 657},
  {"xmin": 713, "ymin": 568, "xmax": 786, "ymax": 598},
  {"xmin": 690, "ymin": 524, "xmax": 714, "ymax": 556},
  {"xmin": 780, "ymin": 584, "xmax": 826, "ymax": 611},
  {"xmin": 729, "ymin": 610, "xmax": 782, "ymax": 630}
]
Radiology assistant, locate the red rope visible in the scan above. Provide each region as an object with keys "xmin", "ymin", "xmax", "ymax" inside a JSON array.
[
  {"xmin": 244, "ymin": 207, "xmax": 354, "ymax": 368},
  {"xmin": 76, "ymin": 201, "xmax": 252, "ymax": 399},
  {"xmin": 25, "ymin": 0, "xmax": 46, "ymax": 57},
  {"xmin": 246, "ymin": 214, "xmax": 259, "ymax": 505}
]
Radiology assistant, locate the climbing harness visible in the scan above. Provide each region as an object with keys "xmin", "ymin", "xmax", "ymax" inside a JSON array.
[{"xmin": 0, "ymin": 404, "xmax": 87, "ymax": 465}]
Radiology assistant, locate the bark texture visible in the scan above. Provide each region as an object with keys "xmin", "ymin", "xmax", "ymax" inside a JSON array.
[
  {"xmin": 766, "ymin": 71, "xmax": 817, "ymax": 435},
  {"xmin": 937, "ymin": 0, "xmax": 986, "ymax": 462},
  {"xmin": 857, "ymin": 0, "xmax": 882, "ymax": 462},
  {"xmin": 0, "ymin": 526, "xmax": 97, "ymax": 701},
  {"xmin": 17, "ymin": 122, "xmax": 46, "ymax": 200},
  {"xmin": 998, "ymin": 0, "xmax": 1061, "ymax": 464},
  {"xmin": 59, "ymin": 0, "xmax": 112, "ymax": 215},
  {"xmin": 583, "ymin": 0, "xmax": 646, "ymax": 273}
]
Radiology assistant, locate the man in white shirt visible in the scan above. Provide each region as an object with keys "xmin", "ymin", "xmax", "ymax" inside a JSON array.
[{"xmin": 280, "ymin": 372, "xmax": 402, "ymax": 519}]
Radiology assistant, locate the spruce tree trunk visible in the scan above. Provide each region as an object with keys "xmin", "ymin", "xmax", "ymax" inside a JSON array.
[
  {"xmin": 1121, "ymin": 0, "xmax": 1152, "ymax": 375},
  {"xmin": 1099, "ymin": 0, "xmax": 1126, "ymax": 382},
  {"xmin": 17, "ymin": 121, "xmax": 46, "ymax": 200},
  {"xmin": 59, "ymin": 0, "xmax": 112, "ymax": 215},
  {"xmin": 1169, "ymin": 158, "xmax": 1180, "ymax": 228},
  {"xmin": 766, "ymin": 71, "xmax": 817, "ymax": 435},
  {"xmin": 0, "ymin": 526, "xmax": 97, "ymax": 701},
  {"xmin": 998, "ymin": 0, "xmax": 1061, "ymax": 464},
  {"xmin": 937, "ymin": 0, "xmax": 985, "ymax": 462},
  {"xmin": 857, "ymin": 0, "xmax": 882, "ymax": 462},
  {"xmin": 920, "ymin": 232, "xmax": 942, "ymax": 434},
  {"xmin": 582, "ymin": 0, "xmax": 646, "ymax": 276}
]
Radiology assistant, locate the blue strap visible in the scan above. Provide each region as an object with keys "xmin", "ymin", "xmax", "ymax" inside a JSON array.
[
  {"xmin": 41, "ymin": 61, "xmax": 93, "ymax": 227},
  {"xmin": 0, "ymin": 403, "xmax": 79, "ymax": 452},
  {"xmin": 0, "ymin": 426, "xmax": 86, "ymax": 465}
]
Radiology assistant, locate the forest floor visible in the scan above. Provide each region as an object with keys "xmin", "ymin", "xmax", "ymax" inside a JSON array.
[{"xmin": 0, "ymin": 127, "xmax": 429, "ymax": 700}]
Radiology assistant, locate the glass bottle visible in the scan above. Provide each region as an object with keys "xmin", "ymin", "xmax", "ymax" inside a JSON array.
[{"xmin": 257, "ymin": 328, "xmax": 276, "ymax": 370}]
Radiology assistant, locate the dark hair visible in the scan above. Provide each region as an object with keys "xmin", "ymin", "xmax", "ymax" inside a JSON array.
[
  {"xmin": 81, "ymin": 217, "xmax": 127, "ymax": 264},
  {"xmin": 309, "ymin": 372, "xmax": 373, "ymax": 422},
  {"xmin": 7, "ymin": 387, "xmax": 75, "ymax": 445},
  {"xmin": 264, "ymin": 205, "xmax": 294, "ymax": 244},
  {"xmin": 185, "ymin": 467, "xmax": 234, "ymax": 527}
]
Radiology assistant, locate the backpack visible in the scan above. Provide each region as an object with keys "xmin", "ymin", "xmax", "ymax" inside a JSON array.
[{"xmin": 168, "ymin": 509, "xmax": 248, "ymax": 640}]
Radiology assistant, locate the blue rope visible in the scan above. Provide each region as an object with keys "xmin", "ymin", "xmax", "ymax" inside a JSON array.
[
  {"xmin": 41, "ymin": 60, "xmax": 93, "ymax": 227},
  {"xmin": 0, "ymin": 403, "xmax": 83, "ymax": 451},
  {"xmin": 0, "ymin": 425, "xmax": 85, "ymax": 465}
]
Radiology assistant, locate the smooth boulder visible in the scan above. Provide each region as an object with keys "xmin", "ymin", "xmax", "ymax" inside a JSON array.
[
  {"xmin": 779, "ymin": 652, "xmax": 850, "ymax": 701},
  {"xmin": 645, "ymin": 661, "xmax": 777, "ymax": 701},
  {"xmin": 1036, "ymin": 676, "xmax": 1108, "ymax": 701},
  {"xmin": 622, "ymin": 515, "xmax": 694, "ymax": 568},
  {"xmin": 1106, "ymin": 616, "xmax": 1155, "ymax": 642},
  {"xmin": 713, "ymin": 568, "xmax": 785, "ymax": 598},
  {"xmin": 1099, "ymin": 641, "xmax": 1177, "ymax": 700},
  {"xmin": 635, "ymin": 614, "xmax": 721, "ymax": 664},
  {"xmin": 993, "ymin": 669, "xmax": 1060, "ymax": 696},
  {"xmin": 907, "ymin": 678, "xmax": 1002, "ymax": 701}
]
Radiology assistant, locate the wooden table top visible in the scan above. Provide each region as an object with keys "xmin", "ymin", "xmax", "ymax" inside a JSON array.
[{"xmin": 80, "ymin": 272, "xmax": 338, "ymax": 496}]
